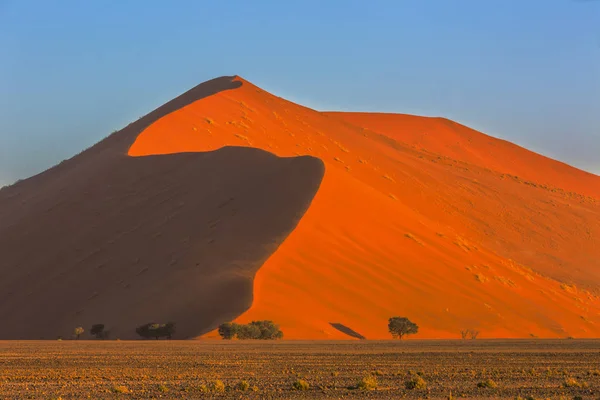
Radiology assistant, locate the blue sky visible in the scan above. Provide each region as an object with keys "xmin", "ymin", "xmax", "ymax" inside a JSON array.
[{"xmin": 1, "ymin": 0, "xmax": 599, "ymax": 186}]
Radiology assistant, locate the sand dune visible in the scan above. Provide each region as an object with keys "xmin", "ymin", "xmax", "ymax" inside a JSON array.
[{"xmin": 1, "ymin": 76, "xmax": 598, "ymax": 339}]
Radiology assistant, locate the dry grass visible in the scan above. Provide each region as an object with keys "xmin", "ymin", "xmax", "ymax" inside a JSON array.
[{"xmin": 0, "ymin": 340, "xmax": 599, "ymax": 398}]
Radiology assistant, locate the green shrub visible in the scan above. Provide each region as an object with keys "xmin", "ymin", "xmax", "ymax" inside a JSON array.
[
  {"xmin": 218, "ymin": 322, "xmax": 240, "ymax": 339},
  {"xmin": 405, "ymin": 376, "xmax": 427, "ymax": 390},
  {"xmin": 292, "ymin": 379, "xmax": 310, "ymax": 390},
  {"xmin": 217, "ymin": 320, "xmax": 283, "ymax": 340}
]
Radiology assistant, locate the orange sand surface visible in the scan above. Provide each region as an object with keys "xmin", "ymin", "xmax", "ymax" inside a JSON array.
[{"xmin": 129, "ymin": 76, "xmax": 600, "ymax": 339}]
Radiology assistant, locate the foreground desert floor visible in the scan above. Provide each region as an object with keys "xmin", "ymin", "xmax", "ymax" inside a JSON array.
[{"xmin": 1, "ymin": 340, "xmax": 599, "ymax": 399}]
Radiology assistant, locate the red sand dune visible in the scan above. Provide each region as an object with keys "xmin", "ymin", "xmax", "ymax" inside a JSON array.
[
  {"xmin": 1, "ymin": 75, "xmax": 599, "ymax": 339},
  {"xmin": 130, "ymin": 76, "xmax": 600, "ymax": 339}
]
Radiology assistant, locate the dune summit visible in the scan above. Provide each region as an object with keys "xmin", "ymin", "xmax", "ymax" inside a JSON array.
[{"xmin": 1, "ymin": 76, "xmax": 599, "ymax": 340}]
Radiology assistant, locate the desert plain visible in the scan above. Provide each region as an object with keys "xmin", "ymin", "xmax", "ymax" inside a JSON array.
[{"xmin": 1, "ymin": 340, "xmax": 599, "ymax": 399}]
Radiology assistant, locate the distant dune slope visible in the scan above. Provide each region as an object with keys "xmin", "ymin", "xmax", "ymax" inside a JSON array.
[
  {"xmin": 2, "ymin": 76, "xmax": 598, "ymax": 339},
  {"xmin": 131, "ymin": 76, "xmax": 600, "ymax": 339}
]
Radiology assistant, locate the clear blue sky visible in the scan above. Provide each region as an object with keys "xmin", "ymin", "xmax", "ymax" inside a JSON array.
[{"xmin": 1, "ymin": 0, "xmax": 599, "ymax": 186}]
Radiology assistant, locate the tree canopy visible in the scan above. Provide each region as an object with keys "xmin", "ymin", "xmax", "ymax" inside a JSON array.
[
  {"xmin": 217, "ymin": 320, "xmax": 283, "ymax": 340},
  {"xmin": 135, "ymin": 322, "xmax": 176, "ymax": 340},
  {"xmin": 388, "ymin": 317, "xmax": 418, "ymax": 339}
]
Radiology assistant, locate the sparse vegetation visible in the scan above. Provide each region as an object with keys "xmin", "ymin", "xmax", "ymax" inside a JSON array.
[
  {"xmin": 135, "ymin": 322, "xmax": 175, "ymax": 340},
  {"xmin": 211, "ymin": 379, "xmax": 225, "ymax": 392},
  {"xmin": 461, "ymin": 329, "xmax": 480, "ymax": 340},
  {"xmin": 477, "ymin": 379, "xmax": 498, "ymax": 388},
  {"xmin": 562, "ymin": 377, "xmax": 587, "ymax": 388},
  {"xmin": 217, "ymin": 320, "xmax": 283, "ymax": 340},
  {"xmin": 356, "ymin": 375, "xmax": 378, "ymax": 390},
  {"xmin": 388, "ymin": 317, "xmax": 419, "ymax": 339},
  {"xmin": 405, "ymin": 375, "xmax": 427, "ymax": 390},
  {"xmin": 292, "ymin": 379, "xmax": 310, "ymax": 390},
  {"xmin": 90, "ymin": 324, "xmax": 109, "ymax": 339},
  {"xmin": 73, "ymin": 326, "xmax": 84, "ymax": 340},
  {"xmin": 112, "ymin": 385, "xmax": 130, "ymax": 393},
  {"xmin": 2, "ymin": 340, "xmax": 599, "ymax": 398}
]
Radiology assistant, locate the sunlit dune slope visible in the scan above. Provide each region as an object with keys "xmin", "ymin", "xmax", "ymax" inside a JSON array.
[
  {"xmin": 325, "ymin": 112, "xmax": 600, "ymax": 198},
  {"xmin": 130, "ymin": 76, "xmax": 600, "ymax": 339}
]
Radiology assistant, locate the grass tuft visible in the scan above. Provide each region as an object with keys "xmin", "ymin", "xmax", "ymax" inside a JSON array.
[{"xmin": 292, "ymin": 379, "xmax": 310, "ymax": 391}]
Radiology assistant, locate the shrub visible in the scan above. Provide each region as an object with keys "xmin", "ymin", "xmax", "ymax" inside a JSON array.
[
  {"xmin": 135, "ymin": 322, "xmax": 175, "ymax": 340},
  {"xmin": 157, "ymin": 384, "xmax": 168, "ymax": 392},
  {"xmin": 250, "ymin": 320, "xmax": 284, "ymax": 340},
  {"xmin": 235, "ymin": 380, "xmax": 250, "ymax": 391},
  {"xmin": 90, "ymin": 324, "xmax": 104, "ymax": 338},
  {"xmin": 112, "ymin": 385, "xmax": 130, "ymax": 393},
  {"xmin": 356, "ymin": 375, "xmax": 378, "ymax": 390},
  {"xmin": 292, "ymin": 379, "xmax": 310, "ymax": 391},
  {"xmin": 217, "ymin": 320, "xmax": 283, "ymax": 340},
  {"xmin": 237, "ymin": 323, "xmax": 262, "ymax": 339},
  {"xmin": 405, "ymin": 376, "xmax": 427, "ymax": 390},
  {"xmin": 211, "ymin": 380, "xmax": 225, "ymax": 392},
  {"xmin": 91, "ymin": 324, "xmax": 110, "ymax": 339},
  {"xmin": 218, "ymin": 322, "xmax": 240, "ymax": 339},
  {"xmin": 562, "ymin": 377, "xmax": 586, "ymax": 388},
  {"xmin": 477, "ymin": 379, "xmax": 497, "ymax": 388},
  {"xmin": 73, "ymin": 327, "xmax": 84, "ymax": 340},
  {"xmin": 461, "ymin": 329, "xmax": 480, "ymax": 340},
  {"xmin": 198, "ymin": 383, "xmax": 208, "ymax": 392},
  {"xmin": 388, "ymin": 317, "xmax": 418, "ymax": 339}
]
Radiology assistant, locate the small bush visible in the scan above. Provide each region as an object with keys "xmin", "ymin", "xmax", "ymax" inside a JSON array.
[
  {"xmin": 292, "ymin": 379, "xmax": 310, "ymax": 391},
  {"xmin": 73, "ymin": 327, "xmax": 84, "ymax": 340},
  {"xmin": 562, "ymin": 377, "xmax": 586, "ymax": 388},
  {"xmin": 356, "ymin": 375, "xmax": 378, "ymax": 390},
  {"xmin": 235, "ymin": 380, "xmax": 250, "ymax": 391},
  {"xmin": 477, "ymin": 379, "xmax": 497, "ymax": 388},
  {"xmin": 157, "ymin": 384, "xmax": 168, "ymax": 392},
  {"xmin": 198, "ymin": 383, "xmax": 208, "ymax": 392},
  {"xmin": 135, "ymin": 322, "xmax": 175, "ymax": 340},
  {"xmin": 218, "ymin": 320, "xmax": 283, "ymax": 340},
  {"xmin": 211, "ymin": 380, "xmax": 225, "ymax": 392},
  {"xmin": 112, "ymin": 385, "xmax": 130, "ymax": 393},
  {"xmin": 405, "ymin": 376, "xmax": 427, "ymax": 390}
]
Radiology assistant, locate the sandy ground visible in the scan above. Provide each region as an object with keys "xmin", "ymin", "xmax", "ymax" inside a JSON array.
[{"xmin": 1, "ymin": 340, "xmax": 599, "ymax": 398}]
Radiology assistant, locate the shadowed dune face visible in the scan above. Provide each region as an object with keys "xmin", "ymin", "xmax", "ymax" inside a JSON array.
[
  {"xmin": 0, "ymin": 147, "xmax": 323, "ymax": 339},
  {"xmin": 2, "ymin": 75, "xmax": 599, "ymax": 340}
]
